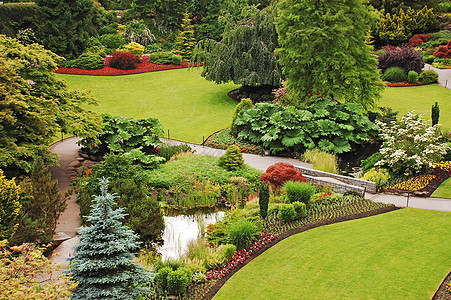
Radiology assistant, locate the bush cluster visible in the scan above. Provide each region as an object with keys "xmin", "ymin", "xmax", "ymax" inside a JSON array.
[
  {"xmin": 123, "ymin": 41, "xmax": 145, "ymax": 59},
  {"xmin": 418, "ymin": 70, "xmax": 439, "ymax": 84},
  {"xmin": 218, "ymin": 145, "xmax": 245, "ymax": 171},
  {"xmin": 76, "ymin": 52, "xmax": 105, "ymax": 70},
  {"xmin": 378, "ymin": 46, "xmax": 425, "ymax": 74},
  {"xmin": 108, "ymin": 51, "xmax": 139, "ymax": 70},
  {"xmin": 283, "ymin": 180, "xmax": 315, "ymax": 205},
  {"xmin": 433, "ymin": 40, "xmax": 451, "ymax": 59},
  {"xmin": 148, "ymin": 51, "xmax": 182, "ymax": 65}
]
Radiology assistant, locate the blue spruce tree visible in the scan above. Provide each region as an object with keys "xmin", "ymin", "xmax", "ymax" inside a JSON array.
[{"xmin": 68, "ymin": 178, "xmax": 153, "ymax": 299}]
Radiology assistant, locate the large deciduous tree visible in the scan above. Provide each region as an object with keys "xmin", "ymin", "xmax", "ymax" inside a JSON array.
[
  {"xmin": 36, "ymin": 0, "xmax": 97, "ymax": 59},
  {"xmin": 192, "ymin": 4, "xmax": 282, "ymax": 89},
  {"xmin": 275, "ymin": 0, "xmax": 385, "ymax": 109},
  {"xmin": 0, "ymin": 35, "xmax": 101, "ymax": 178}
]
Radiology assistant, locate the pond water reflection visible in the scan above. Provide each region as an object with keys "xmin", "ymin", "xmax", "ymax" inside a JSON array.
[{"xmin": 158, "ymin": 209, "xmax": 226, "ymax": 260}]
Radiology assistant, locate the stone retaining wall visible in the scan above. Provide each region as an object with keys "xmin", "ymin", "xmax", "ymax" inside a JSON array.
[
  {"xmin": 303, "ymin": 175, "xmax": 365, "ymax": 196},
  {"xmin": 295, "ymin": 166, "xmax": 376, "ymax": 194}
]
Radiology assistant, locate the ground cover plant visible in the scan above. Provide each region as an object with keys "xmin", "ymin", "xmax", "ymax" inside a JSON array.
[
  {"xmin": 213, "ymin": 208, "xmax": 451, "ymax": 300},
  {"xmin": 58, "ymin": 68, "xmax": 238, "ymax": 143},
  {"xmin": 147, "ymin": 154, "xmax": 262, "ymax": 210}
]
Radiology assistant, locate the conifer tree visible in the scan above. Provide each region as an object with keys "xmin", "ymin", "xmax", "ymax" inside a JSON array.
[
  {"xmin": 276, "ymin": 0, "xmax": 385, "ymax": 109},
  {"xmin": 258, "ymin": 182, "xmax": 269, "ymax": 219},
  {"xmin": 0, "ymin": 170, "xmax": 21, "ymax": 240},
  {"xmin": 11, "ymin": 157, "xmax": 67, "ymax": 244},
  {"xmin": 69, "ymin": 178, "xmax": 153, "ymax": 300},
  {"xmin": 218, "ymin": 145, "xmax": 245, "ymax": 171},
  {"xmin": 176, "ymin": 12, "xmax": 196, "ymax": 60}
]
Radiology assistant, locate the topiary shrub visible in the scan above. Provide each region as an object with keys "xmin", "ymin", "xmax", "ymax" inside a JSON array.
[
  {"xmin": 109, "ymin": 51, "xmax": 138, "ymax": 70},
  {"xmin": 381, "ymin": 66, "xmax": 407, "ymax": 82},
  {"xmin": 407, "ymin": 70, "xmax": 418, "ymax": 83},
  {"xmin": 231, "ymin": 98, "xmax": 254, "ymax": 136},
  {"xmin": 218, "ymin": 144, "xmax": 244, "ymax": 171},
  {"xmin": 408, "ymin": 34, "xmax": 430, "ymax": 46},
  {"xmin": 378, "ymin": 46, "xmax": 425, "ymax": 74},
  {"xmin": 419, "ymin": 70, "xmax": 439, "ymax": 84},
  {"xmin": 148, "ymin": 51, "xmax": 181, "ymax": 65},
  {"xmin": 258, "ymin": 182, "xmax": 270, "ymax": 219},
  {"xmin": 260, "ymin": 162, "xmax": 306, "ymax": 190},
  {"xmin": 76, "ymin": 52, "xmax": 105, "ymax": 70},
  {"xmin": 283, "ymin": 180, "xmax": 315, "ymax": 205},
  {"xmin": 277, "ymin": 203, "xmax": 297, "ymax": 223},
  {"xmin": 423, "ymin": 55, "xmax": 436, "ymax": 64},
  {"xmin": 123, "ymin": 41, "xmax": 145, "ymax": 59},
  {"xmin": 227, "ymin": 219, "xmax": 261, "ymax": 250},
  {"xmin": 433, "ymin": 44, "xmax": 450, "ymax": 58}
]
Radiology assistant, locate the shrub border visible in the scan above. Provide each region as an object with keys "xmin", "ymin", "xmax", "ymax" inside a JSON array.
[{"xmin": 203, "ymin": 205, "xmax": 401, "ymax": 300}]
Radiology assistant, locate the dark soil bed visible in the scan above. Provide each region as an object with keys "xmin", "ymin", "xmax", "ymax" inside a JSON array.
[{"xmin": 432, "ymin": 270, "xmax": 451, "ymax": 300}]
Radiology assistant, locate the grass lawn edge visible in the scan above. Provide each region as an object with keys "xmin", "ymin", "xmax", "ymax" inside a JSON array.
[{"xmin": 204, "ymin": 205, "xmax": 401, "ymax": 300}]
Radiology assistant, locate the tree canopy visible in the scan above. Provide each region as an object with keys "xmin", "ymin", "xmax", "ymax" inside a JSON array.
[
  {"xmin": 36, "ymin": 0, "xmax": 98, "ymax": 60},
  {"xmin": 192, "ymin": 4, "xmax": 282, "ymax": 88},
  {"xmin": 0, "ymin": 35, "xmax": 101, "ymax": 178},
  {"xmin": 275, "ymin": 0, "xmax": 385, "ymax": 109}
]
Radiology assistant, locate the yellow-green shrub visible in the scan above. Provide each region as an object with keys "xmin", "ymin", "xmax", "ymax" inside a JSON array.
[
  {"xmin": 123, "ymin": 42, "xmax": 145, "ymax": 59},
  {"xmin": 302, "ymin": 148, "xmax": 338, "ymax": 174},
  {"xmin": 362, "ymin": 168, "xmax": 390, "ymax": 188},
  {"xmin": 0, "ymin": 170, "xmax": 21, "ymax": 240}
]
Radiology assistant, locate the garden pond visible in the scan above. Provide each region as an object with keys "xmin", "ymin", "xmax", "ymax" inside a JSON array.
[{"xmin": 158, "ymin": 208, "xmax": 227, "ymax": 260}]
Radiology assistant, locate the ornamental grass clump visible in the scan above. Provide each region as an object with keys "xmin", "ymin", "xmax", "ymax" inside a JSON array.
[
  {"xmin": 301, "ymin": 148, "xmax": 338, "ymax": 174},
  {"xmin": 227, "ymin": 219, "xmax": 261, "ymax": 250},
  {"xmin": 283, "ymin": 180, "xmax": 315, "ymax": 205},
  {"xmin": 381, "ymin": 67, "xmax": 407, "ymax": 82},
  {"xmin": 375, "ymin": 111, "xmax": 449, "ymax": 176}
]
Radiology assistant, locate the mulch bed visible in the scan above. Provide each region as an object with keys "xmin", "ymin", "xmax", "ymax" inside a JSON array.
[
  {"xmin": 54, "ymin": 61, "xmax": 193, "ymax": 76},
  {"xmin": 432, "ymin": 271, "xmax": 451, "ymax": 300},
  {"xmin": 200, "ymin": 205, "xmax": 401, "ymax": 300}
]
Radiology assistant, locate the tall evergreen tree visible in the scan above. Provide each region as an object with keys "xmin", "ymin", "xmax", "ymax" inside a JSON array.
[
  {"xmin": 36, "ymin": 0, "xmax": 97, "ymax": 59},
  {"xmin": 192, "ymin": 4, "xmax": 282, "ymax": 88},
  {"xmin": 176, "ymin": 12, "xmax": 196, "ymax": 60},
  {"xmin": 276, "ymin": 0, "xmax": 385, "ymax": 109},
  {"xmin": 11, "ymin": 157, "xmax": 67, "ymax": 245},
  {"xmin": 69, "ymin": 178, "xmax": 153, "ymax": 300}
]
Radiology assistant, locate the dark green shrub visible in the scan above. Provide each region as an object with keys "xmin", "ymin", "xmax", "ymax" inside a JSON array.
[
  {"xmin": 419, "ymin": 70, "xmax": 439, "ymax": 84},
  {"xmin": 218, "ymin": 145, "xmax": 244, "ymax": 171},
  {"xmin": 148, "ymin": 51, "xmax": 181, "ymax": 65},
  {"xmin": 432, "ymin": 102, "xmax": 440, "ymax": 126},
  {"xmin": 76, "ymin": 53, "xmax": 104, "ymax": 70},
  {"xmin": 167, "ymin": 268, "xmax": 192, "ymax": 295},
  {"xmin": 98, "ymin": 24, "xmax": 117, "ymax": 35},
  {"xmin": 154, "ymin": 267, "xmax": 172, "ymax": 290},
  {"xmin": 407, "ymin": 70, "xmax": 418, "ymax": 83},
  {"xmin": 283, "ymin": 181, "xmax": 315, "ymax": 205},
  {"xmin": 60, "ymin": 59, "xmax": 79, "ymax": 68},
  {"xmin": 361, "ymin": 152, "xmax": 383, "ymax": 173},
  {"xmin": 381, "ymin": 67, "xmax": 407, "ymax": 82},
  {"xmin": 277, "ymin": 203, "xmax": 297, "ymax": 222},
  {"xmin": 292, "ymin": 201, "xmax": 307, "ymax": 219},
  {"xmin": 100, "ymin": 33, "xmax": 126, "ymax": 50},
  {"xmin": 258, "ymin": 182, "xmax": 270, "ymax": 218},
  {"xmin": 227, "ymin": 219, "xmax": 261, "ymax": 250}
]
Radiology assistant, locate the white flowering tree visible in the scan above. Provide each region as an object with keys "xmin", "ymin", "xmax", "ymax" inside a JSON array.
[{"xmin": 375, "ymin": 111, "xmax": 449, "ymax": 177}]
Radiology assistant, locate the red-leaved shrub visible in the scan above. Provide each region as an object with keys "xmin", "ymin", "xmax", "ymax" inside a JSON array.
[
  {"xmin": 108, "ymin": 51, "xmax": 139, "ymax": 70},
  {"xmin": 433, "ymin": 45, "xmax": 449, "ymax": 58},
  {"xmin": 260, "ymin": 162, "xmax": 306, "ymax": 189},
  {"xmin": 378, "ymin": 46, "xmax": 424, "ymax": 74},
  {"xmin": 408, "ymin": 34, "xmax": 430, "ymax": 46}
]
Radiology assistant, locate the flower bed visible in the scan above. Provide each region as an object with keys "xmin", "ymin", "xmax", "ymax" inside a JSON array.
[
  {"xmin": 186, "ymin": 196, "xmax": 398, "ymax": 300},
  {"xmin": 385, "ymin": 81, "xmax": 424, "ymax": 87},
  {"xmin": 390, "ymin": 174, "xmax": 436, "ymax": 191},
  {"xmin": 204, "ymin": 129, "xmax": 267, "ymax": 155},
  {"xmin": 54, "ymin": 61, "xmax": 193, "ymax": 76}
]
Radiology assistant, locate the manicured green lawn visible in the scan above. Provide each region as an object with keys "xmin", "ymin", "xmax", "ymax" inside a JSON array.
[
  {"xmin": 214, "ymin": 208, "xmax": 451, "ymax": 300},
  {"xmin": 379, "ymin": 85, "xmax": 451, "ymax": 131},
  {"xmin": 432, "ymin": 178, "xmax": 451, "ymax": 198},
  {"xmin": 57, "ymin": 68, "xmax": 238, "ymax": 143}
]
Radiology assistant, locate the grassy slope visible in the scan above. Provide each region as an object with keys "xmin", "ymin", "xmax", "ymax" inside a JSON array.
[
  {"xmin": 432, "ymin": 177, "xmax": 451, "ymax": 198},
  {"xmin": 57, "ymin": 68, "xmax": 238, "ymax": 144},
  {"xmin": 214, "ymin": 208, "xmax": 451, "ymax": 300},
  {"xmin": 379, "ymin": 85, "xmax": 451, "ymax": 131}
]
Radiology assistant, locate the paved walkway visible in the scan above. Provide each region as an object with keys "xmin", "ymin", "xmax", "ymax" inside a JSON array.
[{"xmin": 49, "ymin": 137, "xmax": 451, "ymax": 268}]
